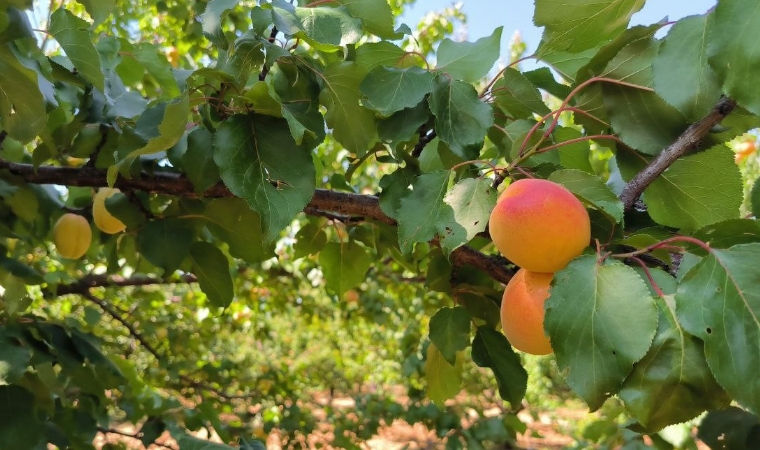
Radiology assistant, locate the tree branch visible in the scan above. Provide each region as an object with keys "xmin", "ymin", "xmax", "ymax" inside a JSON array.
[
  {"xmin": 619, "ymin": 96, "xmax": 737, "ymax": 210},
  {"xmin": 0, "ymin": 159, "xmax": 514, "ymax": 284},
  {"xmin": 80, "ymin": 290, "xmax": 164, "ymax": 361},
  {"xmin": 96, "ymin": 426, "xmax": 177, "ymax": 450},
  {"xmin": 55, "ymin": 273, "xmax": 198, "ymax": 296}
]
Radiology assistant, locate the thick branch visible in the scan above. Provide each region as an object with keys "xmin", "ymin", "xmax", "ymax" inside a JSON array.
[
  {"xmin": 0, "ymin": 160, "xmax": 513, "ymax": 284},
  {"xmin": 619, "ymin": 96, "xmax": 736, "ymax": 210},
  {"xmin": 55, "ymin": 273, "xmax": 198, "ymax": 296}
]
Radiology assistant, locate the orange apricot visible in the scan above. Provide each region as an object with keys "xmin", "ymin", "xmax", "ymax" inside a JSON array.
[
  {"xmin": 500, "ymin": 269, "xmax": 553, "ymax": 355},
  {"xmin": 735, "ymin": 140, "xmax": 757, "ymax": 163},
  {"xmin": 489, "ymin": 178, "xmax": 590, "ymax": 272}
]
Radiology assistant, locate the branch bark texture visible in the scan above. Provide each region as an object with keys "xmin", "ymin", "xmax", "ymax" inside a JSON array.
[
  {"xmin": 619, "ymin": 96, "xmax": 737, "ymax": 210},
  {"xmin": 0, "ymin": 160, "xmax": 514, "ymax": 284}
]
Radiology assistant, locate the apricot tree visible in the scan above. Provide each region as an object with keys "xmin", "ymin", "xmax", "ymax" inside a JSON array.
[{"xmin": 2, "ymin": 0, "xmax": 760, "ymax": 447}]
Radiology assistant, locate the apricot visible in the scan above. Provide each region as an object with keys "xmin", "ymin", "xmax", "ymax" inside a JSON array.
[
  {"xmin": 489, "ymin": 178, "xmax": 590, "ymax": 272},
  {"xmin": 53, "ymin": 213, "xmax": 92, "ymax": 259},
  {"xmin": 735, "ymin": 140, "xmax": 756, "ymax": 163},
  {"xmin": 93, "ymin": 188, "xmax": 126, "ymax": 234},
  {"xmin": 501, "ymin": 269, "xmax": 553, "ymax": 355}
]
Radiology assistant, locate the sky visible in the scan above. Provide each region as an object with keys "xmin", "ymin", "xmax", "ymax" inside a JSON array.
[{"xmin": 400, "ymin": 0, "xmax": 717, "ymax": 68}]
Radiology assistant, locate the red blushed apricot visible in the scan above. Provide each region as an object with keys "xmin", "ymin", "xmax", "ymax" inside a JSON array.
[
  {"xmin": 501, "ymin": 269, "xmax": 553, "ymax": 355},
  {"xmin": 489, "ymin": 178, "xmax": 590, "ymax": 273}
]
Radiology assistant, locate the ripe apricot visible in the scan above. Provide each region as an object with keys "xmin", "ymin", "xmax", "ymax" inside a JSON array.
[
  {"xmin": 53, "ymin": 213, "xmax": 92, "ymax": 259},
  {"xmin": 501, "ymin": 269, "xmax": 553, "ymax": 355},
  {"xmin": 735, "ymin": 140, "xmax": 756, "ymax": 163},
  {"xmin": 93, "ymin": 188, "xmax": 126, "ymax": 234},
  {"xmin": 489, "ymin": 178, "xmax": 590, "ymax": 272}
]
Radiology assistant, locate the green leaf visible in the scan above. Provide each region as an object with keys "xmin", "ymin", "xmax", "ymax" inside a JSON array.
[
  {"xmin": 49, "ymin": 8, "xmax": 104, "ymax": 91},
  {"xmin": 429, "ymin": 306, "xmax": 471, "ymax": 365},
  {"xmin": 440, "ymin": 177, "xmax": 497, "ymax": 255},
  {"xmin": 75, "ymin": 0, "xmax": 115, "ymax": 27},
  {"xmin": 318, "ymin": 241, "xmax": 372, "ymax": 296},
  {"xmin": 378, "ymin": 166, "xmax": 416, "ymax": 219},
  {"xmin": 693, "ymin": 219, "xmax": 760, "ymax": 251},
  {"xmin": 626, "ymin": 145, "xmax": 742, "ymax": 231},
  {"xmin": 321, "ymin": 61, "xmax": 378, "ymax": 155},
  {"xmin": 601, "ymin": 38, "xmax": 688, "ymax": 155},
  {"xmin": 136, "ymin": 218, "xmax": 196, "ymax": 274},
  {"xmin": 425, "ymin": 343, "xmax": 462, "ymax": 406},
  {"xmin": 540, "ymin": 47, "xmax": 599, "ymax": 82},
  {"xmin": 0, "ymin": 386, "xmax": 42, "ymax": 449},
  {"xmin": 535, "ymin": 0, "xmax": 645, "ymax": 56},
  {"xmin": 751, "ymin": 178, "xmax": 760, "ymax": 218},
  {"xmin": 200, "ymin": 0, "xmax": 238, "ymax": 37},
  {"xmin": 337, "ymin": 0, "xmax": 397, "ymax": 39},
  {"xmin": 183, "ymin": 128, "xmax": 221, "ymax": 194},
  {"xmin": 397, "ymin": 170, "xmax": 450, "ymax": 255},
  {"xmin": 0, "ymin": 328, "xmax": 31, "ymax": 383},
  {"xmin": 436, "ymin": 27, "xmax": 503, "ymax": 82},
  {"xmin": 698, "ymin": 408, "xmax": 760, "ymax": 450},
  {"xmin": 269, "ymin": 59, "xmax": 325, "ymax": 146},
  {"xmin": 104, "ymin": 193, "xmax": 146, "ymax": 230},
  {"xmin": 0, "ymin": 44, "xmax": 47, "ymax": 143},
  {"xmin": 707, "ymin": 0, "xmax": 760, "ymax": 115},
  {"xmin": 293, "ymin": 221, "xmax": 327, "ymax": 258},
  {"xmin": 360, "ymin": 66, "xmax": 433, "ymax": 117},
  {"xmin": 554, "ymin": 127, "xmax": 594, "ymax": 173},
  {"xmin": 355, "ymin": 41, "xmax": 406, "ymax": 71},
  {"xmin": 272, "ymin": 0, "xmax": 362, "ymax": 51},
  {"xmin": 377, "ymin": 101, "xmax": 430, "ymax": 153},
  {"xmin": 428, "ymin": 75, "xmax": 493, "ymax": 159},
  {"xmin": 177, "ymin": 435, "xmax": 236, "ymax": 450},
  {"xmin": 201, "ymin": 198, "xmax": 268, "ymax": 264},
  {"xmin": 544, "ymin": 256, "xmax": 658, "ymax": 410},
  {"xmin": 549, "ymin": 169, "xmax": 623, "ymax": 223},
  {"xmin": 471, "ymin": 327, "xmax": 527, "ymax": 406},
  {"xmin": 1, "ymin": 274, "xmax": 31, "ymax": 315},
  {"xmin": 492, "ymin": 67, "xmax": 551, "ymax": 119},
  {"xmin": 189, "ymin": 241, "xmax": 234, "ymax": 309},
  {"xmin": 224, "ymin": 32, "xmax": 265, "ymax": 85},
  {"xmin": 619, "ymin": 295, "xmax": 730, "ymax": 431},
  {"xmin": 653, "ymin": 15, "xmax": 721, "ymax": 121},
  {"xmin": 298, "ymin": 5, "xmax": 363, "ymax": 49},
  {"xmin": 676, "ymin": 243, "xmax": 760, "ymax": 414},
  {"xmin": 122, "ymin": 42, "xmax": 180, "ymax": 98},
  {"xmin": 116, "ymin": 94, "xmax": 189, "ymax": 173},
  {"xmin": 213, "ymin": 114, "xmax": 315, "ymax": 242}
]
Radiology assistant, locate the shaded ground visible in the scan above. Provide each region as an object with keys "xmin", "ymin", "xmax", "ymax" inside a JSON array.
[{"xmin": 94, "ymin": 395, "xmax": 579, "ymax": 450}]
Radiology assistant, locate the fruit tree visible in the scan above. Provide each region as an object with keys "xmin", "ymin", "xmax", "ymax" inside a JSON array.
[{"xmin": 2, "ymin": 0, "xmax": 760, "ymax": 448}]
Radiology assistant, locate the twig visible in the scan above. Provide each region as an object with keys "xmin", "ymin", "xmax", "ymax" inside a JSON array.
[
  {"xmin": 411, "ymin": 128, "xmax": 436, "ymax": 158},
  {"xmin": 77, "ymin": 288, "xmax": 260, "ymax": 401},
  {"xmin": 619, "ymin": 96, "xmax": 737, "ymax": 210},
  {"xmin": 259, "ymin": 26, "xmax": 279, "ymax": 81},
  {"xmin": 80, "ymin": 291, "xmax": 164, "ymax": 361}
]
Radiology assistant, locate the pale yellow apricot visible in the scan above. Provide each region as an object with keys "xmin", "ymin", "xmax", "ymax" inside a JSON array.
[
  {"xmin": 93, "ymin": 188, "xmax": 126, "ymax": 234},
  {"xmin": 500, "ymin": 269, "xmax": 553, "ymax": 355},
  {"xmin": 53, "ymin": 213, "xmax": 92, "ymax": 259},
  {"xmin": 489, "ymin": 178, "xmax": 590, "ymax": 272}
]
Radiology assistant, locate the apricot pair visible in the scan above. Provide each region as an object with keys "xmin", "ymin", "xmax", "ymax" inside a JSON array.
[
  {"xmin": 52, "ymin": 188, "xmax": 127, "ymax": 259},
  {"xmin": 489, "ymin": 179, "xmax": 591, "ymax": 355}
]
